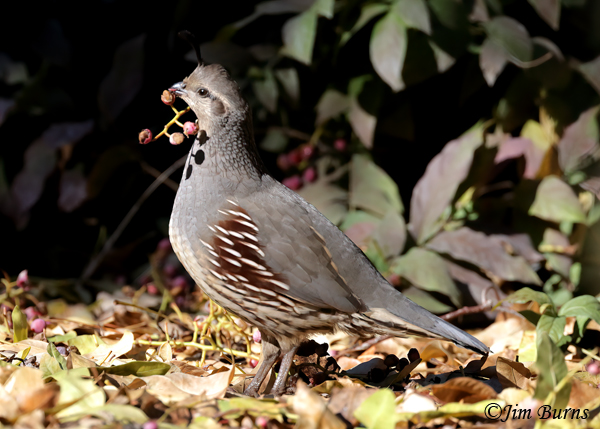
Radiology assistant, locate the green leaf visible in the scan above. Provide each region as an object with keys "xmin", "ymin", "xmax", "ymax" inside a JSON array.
[
  {"xmin": 252, "ymin": 69, "xmax": 279, "ymax": 113},
  {"xmin": 47, "ymin": 342, "xmax": 68, "ymax": 370},
  {"xmin": 260, "ymin": 128, "xmax": 288, "ymax": 153},
  {"xmin": 348, "ymin": 97, "xmax": 377, "ymax": 148},
  {"xmin": 537, "ymin": 314, "xmax": 567, "ymax": 345},
  {"xmin": 340, "ymin": 210, "xmax": 381, "ymax": 231},
  {"xmin": 56, "ymin": 372, "xmax": 106, "ymax": 421},
  {"xmin": 390, "ymin": 247, "xmax": 461, "ymax": 306},
  {"xmin": 528, "ymin": 0, "xmax": 560, "ymax": 30},
  {"xmin": 341, "ymin": 3, "xmax": 389, "ymax": 45},
  {"xmin": 402, "ymin": 286, "xmax": 453, "ymax": 313},
  {"xmin": 534, "ymin": 333, "xmax": 571, "ymax": 408},
  {"xmin": 409, "ymin": 124, "xmax": 483, "ymax": 244},
  {"xmin": 558, "ymin": 295, "xmax": 600, "ymax": 337},
  {"xmin": 372, "ymin": 210, "xmax": 407, "ymax": 258},
  {"xmin": 312, "ymin": 0, "xmax": 334, "ymax": 18},
  {"xmin": 11, "ymin": 305, "xmax": 28, "ymax": 342},
  {"xmin": 354, "ymin": 388, "xmax": 401, "ymax": 429},
  {"xmin": 315, "ymin": 89, "xmax": 350, "ymax": 125},
  {"xmin": 49, "ymin": 331, "xmax": 77, "ymax": 343},
  {"xmin": 97, "ymin": 361, "xmax": 171, "ymax": 377},
  {"xmin": 479, "ymin": 38, "xmax": 508, "ymax": 86},
  {"xmin": 429, "ymin": 41, "xmax": 455, "ymax": 73},
  {"xmin": 350, "ymin": 154, "xmax": 403, "ymax": 217},
  {"xmin": 392, "ymin": 0, "xmax": 431, "ymax": 34},
  {"xmin": 483, "ymin": 17, "xmax": 532, "ymax": 63},
  {"xmin": 529, "ymin": 176, "xmax": 586, "ymax": 224},
  {"xmin": 68, "ymin": 334, "xmax": 100, "ymax": 355},
  {"xmin": 281, "ymin": 10, "xmax": 318, "ymax": 65},
  {"xmin": 505, "ymin": 287, "xmax": 554, "ymax": 307},
  {"xmin": 274, "ymin": 68, "xmax": 300, "ymax": 103},
  {"xmin": 369, "ymin": 10, "xmax": 408, "ymax": 92},
  {"xmin": 428, "ymin": 0, "xmax": 469, "ymax": 30}
]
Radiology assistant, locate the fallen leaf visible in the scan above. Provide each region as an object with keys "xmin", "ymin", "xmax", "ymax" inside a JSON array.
[
  {"xmin": 432, "ymin": 377, "xmax": 497, "ymax": 404},
  {"xmin": 496, "ymin": 356, "xmax": 532, "ymax": 389}
]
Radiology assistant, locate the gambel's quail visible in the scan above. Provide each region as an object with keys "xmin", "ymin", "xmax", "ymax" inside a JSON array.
[{"xmin": 167, "ymin": 32, "xmax": 489, "ymax": 397}]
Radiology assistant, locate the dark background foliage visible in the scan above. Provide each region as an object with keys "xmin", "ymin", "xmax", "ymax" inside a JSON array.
[{"xmin": 1, "ymin": 0, "xmax": 599, "ymax": 313}]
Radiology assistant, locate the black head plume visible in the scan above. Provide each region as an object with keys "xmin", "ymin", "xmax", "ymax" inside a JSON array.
[{"xmin": 178, "ymin": 30, "xmax": 203, "ymax": 66}]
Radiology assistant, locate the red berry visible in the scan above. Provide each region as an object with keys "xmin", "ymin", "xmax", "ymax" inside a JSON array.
[
  {"xmin": 253, "ymin": 330, "xmax": 262, "ymax": 343},
  {"xmin": 288, "ymin": 149, "xmax": 302, "ymax": 166},
  {"xmin": 143, "ymin": 422, "xmax": 158, "ymax": 429},
  {"xmin": 249, "ymin": 359, "xmax": 259, "ymax": 368},
  {"xmin": 169, "ymin": 132, "xmax": 185, "ymax": 145},
  {"xmin": 183, "ymin": 121, "xmax": 199, "ymax": 137},
  {"xmin": 277, "ymin": 153, "xmax": 290, "ymax": 171},
  {"xmin": 147, "ymin": 284, "xmax": 158, "ymax": 295},
  {"xmin": 334, "ymin": 138, "xmax": 347, "ymax": 152},
  {"xmin": 302, "ymin": 167, "xmax": 317, "ymax": 183},
  {"xmin": 139, "ymin": 129, "xmax": 153, "ymax": 145},
  {"xmin": 282, "ymin": 175, "xmax": 303, "ymax": 191},
  {"xmin": 301, "ymin": 145, "xmax": 315, "ymax": 160},
  {"xmin": 161, "ymin": 90, "xmax": 175, "ymax": 105},
  {"xmin": 30, "ymin": 318, "xmax": 46, "ymax": 333}
]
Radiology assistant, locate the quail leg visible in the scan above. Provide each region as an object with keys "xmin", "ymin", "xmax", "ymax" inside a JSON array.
[
  {"xmin": 270, "ymin": 345, "xmax": 299, "ymax": 396},
  {"xmin": 244, "ymin": 339, "xmax": 280, "ymax": 397}
]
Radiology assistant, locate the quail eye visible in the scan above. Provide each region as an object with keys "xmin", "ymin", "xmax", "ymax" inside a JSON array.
[{"xmin": 198, "ymin": 88, "xmax": 209, "ymax": 97}]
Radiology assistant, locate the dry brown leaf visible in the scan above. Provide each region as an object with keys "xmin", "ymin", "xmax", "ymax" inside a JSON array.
[
  {"xmin": 568, "ymin": 378, "xmax": 600, "ymax": 409},
  {"xmin": 496, "ymin": 356, "xmax": 532, "ymax": 390},
  {"xmin": 292, "ymin": 381, "xmax": 346, "ymax": 429},
  {"xmin": 0, "ymin": 384, "xmax": 19, "ymax": 420},
  {"xmin": 432, "ymin": 377, "xmax": 497, "ymax": 404},
  {"xmin": 336, "ymin": 356, "xmax": 361, "ymax": 371},
  {"xmin": 18, "ymin": 383, "xmax": 60, "ymax": 413},
  {"xmin": 328, "ymin": 385, "xmax": 375, "ymax": 426},
  {"xmin": 170, "ymin": 360, "xmax": 208, "ymax": 377}
]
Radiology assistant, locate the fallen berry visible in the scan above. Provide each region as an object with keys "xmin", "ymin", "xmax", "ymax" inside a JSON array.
[
  {"xmin": 334, "ymin": 138, "xmax": 347, "ymax": 152},
  {"xmin": 143, "ymin": 422, "xmax": 158, "ymax": 429},
  {"xmin": 249, "ymin": 359, "xmax": 259, "ymax": 368},
  {"xmin": 587, "ymin": 361, "xmax": 600, "ymax": 375},
  {"xmin": 302, "ymin": 166, "xmax": 317, "ymax": 183},
  {"xmin": 30, "ymin": 318, "xmax": 46, "ymax": 333},
  {"xmin": 282, "ymin": 175, "xmax": 302, "ymax": 190},
  {"xmin": 255, "ymin": 416, "xmax": 268, "ymax": 429},
  {"xmin": 183, "ymin": 121, "xmax": 199, "ymax": 137},
  {"xmin": 253, "ymin": 330, "xmax": 262, "ymax": 343},
  {"xmin": 161, "ymin": 90, "xmax": 176, "ymax": 105},
  {"xmin": 139, "ymin": 129, "xmax": 152, "ymax": 145},
  {"xmin": 24, "ymin": 306, "xmax": 41, "ymax": 320},
  {"xmin": 169, "ymin": 132, "xmax": 185, "ymax": 145},
  {"xmin": 147, "ymin": 283, "xmax": 158, "ymax": 295}
]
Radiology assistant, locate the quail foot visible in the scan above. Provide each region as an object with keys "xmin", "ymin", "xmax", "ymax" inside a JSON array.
[{"xmin": 168, "ymin": 32, "xmax": 489, "ymax": 397}]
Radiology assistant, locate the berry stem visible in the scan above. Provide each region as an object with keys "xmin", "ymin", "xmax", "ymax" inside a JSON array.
[{"xmin": 153, "ymin": 106, "xmax": 191, "ymax": 141}]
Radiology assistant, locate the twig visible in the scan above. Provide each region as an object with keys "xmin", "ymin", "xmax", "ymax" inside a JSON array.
[
  {"xmin": 141, "ymin": 161, "xmax": 179, "ymax": 192},
  {"xmin": 441, "ymin": 302, "xmax": 493, "ymax": 321},
  {"xmin": 80, "ymin": 155, "xmax": 187, "ymax": 282}
]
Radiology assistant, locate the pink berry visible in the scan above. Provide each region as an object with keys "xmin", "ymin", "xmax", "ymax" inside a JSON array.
[
  {"xmin": 147, "ymin": 283, "xmax": 158, "ymax": 295},
  {"xmin": 250, "ymin": 359, "xmax": 259, "ymax": 368},
  {"xmin": 16, "ymin": 270, "xmax": 28, "ymax": 287},
  {"xmin": 183, "ymin": 121, "xmax": 199, "ymax": 137},
  {"xmin": 163, "ymin": 264, "xmax": 177, "ymax": 278},
  {"xmin": 302, "ymin": 167, "xmax": 317, "ymax": 183},
  {"xmin": 256, "ymin": 416, "xmax": 268, "ymax": 428},
  {"xmin": 277, "ymin": 153, "xmax": 290, "ymax": 171},
  {"xmin": 169, "ymin": 132, "xmax": 185, "ymax": 145},
  {"xmin": 143, "ymin": 422, "xmax": 158, "ymax": 429},
  {"xmin": 157, "ymin": 238, "xmax": 171, "ymax": 252},
  {"xmin": 587, "ymin": 361, "xmax": 600, "ymax": 375},
  {"xmin": 334, "ymin": 138, "xmax": 347, "ymax": 151},
  {"xmin": 24, "ymin": 306, "xmax": 41, "ymax": 320},
  {"xmin": 288, "ymin": 150, "xmax": 302, "ymax": 166},
  {"xmin": 282, "ymin": 175, "xmax": 302, "ymax": 191},
  {"xmin": 139, "ymin": 129, "xmax": 152, "ymax": 145},
  {"xmin": 253, "ymin": 330, "xmax": 262, "ymax": 343},
  {"xmin": 161, "ymin": 90, "xmax": 175, "ymax": 106},
  {"xmin": 30, "ymin": 318, "xmax": 46, "ymax": 333},
  {"xmin": 171, "ymin": 276, "xmax": 188, "ymax": 289},
  {"xmin": 301, "ymin": 145, "xmax": 315, "ymax": 160}
]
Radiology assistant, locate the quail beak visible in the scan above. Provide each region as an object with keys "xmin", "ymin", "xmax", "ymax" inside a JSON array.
[{"xmin": 169, "ymin": 82, "xmax": 187, "ymax": 96}]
